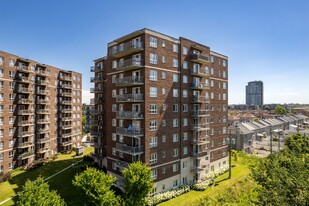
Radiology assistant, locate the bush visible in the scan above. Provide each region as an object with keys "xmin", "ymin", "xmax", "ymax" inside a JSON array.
[
  {"xmin": 0, "ymin": 172, "xmax": 11, "ymax": 183},
  {"xmin": 83, "ymin": 155, "xmax": 94, "ymax": 162}
]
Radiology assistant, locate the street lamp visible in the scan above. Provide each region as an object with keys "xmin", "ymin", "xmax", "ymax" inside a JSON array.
[{"xmin": 227, "ymin": 123, "xmax": 238, "ymax": 179}]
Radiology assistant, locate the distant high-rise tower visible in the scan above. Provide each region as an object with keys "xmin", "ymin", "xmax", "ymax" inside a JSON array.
[{"xmin": 246, "ymin": 81, "xmax": 263, "ymax": 106}]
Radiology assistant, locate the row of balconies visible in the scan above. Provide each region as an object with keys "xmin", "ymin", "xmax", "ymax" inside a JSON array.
[
  {"xmin": 191, "ymin": 123, "xmax": 210, "ymax": 131},
  {"xmin": 190, "ymin": 162, "xmax": 208, "ymax": 172},
  {"xmin": 115, "ymin": 142, "xmax": 144, "ymax": 155},
  {"xmin": 111, "ymin": 41, "xmax": 144, "ymax": 58},
  {"xmin": 60, "ymin": 84, "xmax": 72, "ymax": 88},
  {"xmin": 116, "ymin": 94, "xmax": 143, "ymax": 102},
  {"xmin": 116, "ymin": 127, "xmax": 144, "ymax": 137},
  {"xmin": 115, "ymin": 76, "xmax": 144, "ymax": 87},
  {"xmin": 90, "ymin": 88, "xmax": 104, "ymax": 93},
  {"xmin": 18, "ymin": 150, "xmax": 35, "ymax": 160},
  {"xmin": 90, "ymin": 65, "xmax": 104, "ymax": 72},
  {"xmin": 116, "ymin": 111, "xmax": 144, "ymax": 119},
  {"xmin": 59, "ymin": 76, "xmax": 72, "ymax": 81},
  {"xmin": 90, "ymin": 97, "xmax": 104, "ymax": 104},
  {"xmin": 191, "ymin": 110, "xmax": 210, "ymax": 117},
  {"xmin": 190, "ymin": 82, "xmax": 210, "ymax": 90},
  {"xmin": 90, "ymin": 76, "xmax": 104, "ymax": 83}
]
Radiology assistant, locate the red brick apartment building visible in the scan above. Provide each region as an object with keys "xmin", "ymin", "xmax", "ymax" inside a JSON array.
[
  {"xmin": 90, "ymin": 29, "xmax": 228, "ymax": 193},
  {"xmin": 0, "ymin": 50, "xmax": 82, "ymax": 174}
]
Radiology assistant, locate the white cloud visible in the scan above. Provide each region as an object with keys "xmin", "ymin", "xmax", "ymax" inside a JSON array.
[{"xmin": 82, "ymin": 89, "xmax": 93, "ymax": 104}]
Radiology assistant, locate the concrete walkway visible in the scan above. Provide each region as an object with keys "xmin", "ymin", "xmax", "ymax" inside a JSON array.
[{"xmin": 0, "ymin": 159, "xmax": 83, "ymax": 205}]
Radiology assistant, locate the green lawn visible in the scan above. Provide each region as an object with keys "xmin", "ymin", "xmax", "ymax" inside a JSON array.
[
  {"xmin": 0, "ymin": 147, "xmax": 94, "ymax": 206},
  {"xmin": 159, "ymin": 154, "xmax": 258, "ymax": 206}
]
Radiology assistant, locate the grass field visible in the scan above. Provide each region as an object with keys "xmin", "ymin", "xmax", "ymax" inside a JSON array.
[
  {"xmin": 159, "ymin": 153, "xmax": 259, "ymax": 206},
  {"xmin": 0, "ymin": 147, "xmax": 94, "ymax": 206}
]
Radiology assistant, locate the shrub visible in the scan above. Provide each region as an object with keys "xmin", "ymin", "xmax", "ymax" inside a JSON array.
[{"xmin": 0, "ymin": 172, "xmax": 11, "ymax": 183}]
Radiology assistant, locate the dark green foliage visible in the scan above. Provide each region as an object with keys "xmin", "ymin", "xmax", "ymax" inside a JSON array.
[
  {"xmin": 16, "ymin": 177, "xmax": 66, "ymax": 206},
  {"xmin": 274, "ymin": 105, "xmax": 288, "ymax": 115},
  {"xmin": 122, "ymin": 161, "xmax": 153, "ymax": 206},
  {"xmin": 251, "ymin": 134, "xmax": 309, "ymax": 206},
  {"xmin": 0, "ymin": 171, "xmax": 11, "ymax": 183}
]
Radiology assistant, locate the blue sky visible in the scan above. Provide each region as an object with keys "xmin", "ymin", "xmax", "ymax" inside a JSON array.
[{"xmin": 1, "ymin": 0, "xmax": 308, "ymax": 104}]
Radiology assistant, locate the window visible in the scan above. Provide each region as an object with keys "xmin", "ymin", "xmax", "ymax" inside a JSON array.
[
  {"xmin": 211, "ymin": 92, "xmax": 214, "ymax": 99},
  {"xmin": 0, "ymin": 130, "xmax": 3, "ymax": 137},
  {"xmin": 150, "ymin": 153, "xmax": 157, "ymax": 164},
  {"xmin": 112, "ymin": 161, "xmax": 117, "ymax": 170},
  {"xmin": 152, "ymin": 169, "xmax": 157, "ymax": 180},
  {"xmin": 162, "ymin": 151, "xmax": 166, "ymax": 158},
  {"xmin": 9, "ymin": 117, "xmax": 14, "ymax": 124},
  {"xmin": 9, "ymin": 71, "xmax": 14, "ymax": 78},
  {"xmin": 162, "ymin": 88, "xmax": 166, "ymax": 95},
  {"xmin": 162, "ymin": 40, "xmax": 166, "ymax": 47},
  {"xmin": 173, "ymin": 134, "xmax": 178, "ymax": 142},
  {"xmin": 173, "ymin": 104, "xmax": 178, "ymax": 112},
  {"xmin": 173, "ymin": 163, "xmax": 179, "ymax": 172},
  {"xmin": 162, "ymin": 135, "xmax": 166, "ymax": 142},
  {"xmin": 9, "ymin": 163, "xmax": 14, "ymax": 170},
  {"xmin": 173, "ymin": 59, "xmax": 178, "ymax": 68},
  {"xmin": 182, "ymin": 90, "xmax": 188, "ymax": 98},
  {"xmin": 112, "ymin": 104, "xmax": 116, "ymax": 112},
  {"xmin": 0, "ymin": 141, "xmax": 3, "ymax": 149},
  {"xmin": 112, "ymin": 75, "xmax": 116, "ymax": 83},
  {"xmin": 211, "ymin": 80, "xmax": 214, "ymax": 87},
  {"xmin": 182, "ymin": 104, "xmax": 188, "ymax": 112},
  {"xmin": 183, "ymin": 132, "xmax": 188, "ymax": 141},
  {"xmin": 173, "ymin": 44, "xmax": 178, "ymax": 52},
  {"xmin": 162, "ymin": 71, "xmax": 166, "ymax": 79},
  {"xmin": 9, "ymin": 105, "xmax": 13, "ymax": 112},
  {"xmin": 149, "ymin": 104, "xmax": 157, "ymax": 114},
  {"xmin": 173, "ymin": 148, "xmax": 178, "ymax": 157},
  {"xmin": 112, "ymin": 147, "xmax": 116, "ymax": 155},
  {"xmin": 149, "ymin": 87, "xmax": 157, "ymax": 97},
  {"xmin": 112, "ymin": 133, "xmax": 116, "ymax": 141},
  {"xmin": 183, "ymin": 75, "xmax": 188, "ymax": 83},
  {"xmin": 173, "ymin": 119, "xmax": 178, "ymax": 127},
  {"xmin": 210, "ymin": 56, "xmax": 214, "ymax": 63},
  {"xmin": 173, "ymin": 89, "xmax": 178, "ymax": 97},
  {"xmin": 211, "ymin": 151, "xmax": 214, "ymax": 160},
  {"xmin": 182, "ymin": 47, "xmax": 188, "ymax": 55},
  {"xmin": 149, "ymin": 120, "xmax": 157, "ymax": 131},
  {"xmin": 223, "ymin": 93, "xmax": 226, "ymax": 100},
  {"xmin": 9, "ymin": 140, "xmax": 14, "ymax": 147},
  {"xmin": 149, "ymin": 53, "xmax": 157, "ymax": 64},
  {"xmin": 183, "ymin": 146, "xmax": 188, "ymax": 155},
  {"xmin": 162, "ymin": 119, "xmax": 166, "ymax": 127},
  {"xmin": 10, "ymin": 82, "xmax": 14, "ymax": 90},
  {"xmin": 162, "ymin": 167, "xmax": 166, "ymax": 174},
  {"xmin": 182, "ymin": 61, "xmax": 188, "ymax": 69},
  {"xmin": 149, "ymin": 37, "xmax": 157, "ymax": 48},
  {"xmin": 149, "ymin": 70, "xmax": 157, "ymax": 81},
  {"xmin": 162, "ymin": 56, "xmax": 166, "ymax": 63},
  {"xmin": 9, "ymin": 151, "xmax": 14, "ymax": 158},
  {"xmin": 112, "ymin": 61, "xmax": 117, "ymax": 69},
  {"xmin": 223, "ymin": 127, "xmax": 227, "ymax": 134},
  {"xmin": 211, "ymin": 68, "xmax": 214, "ymax": 75},
  {"xmin": 223, "ymin": 59, "xmax": 227, "ymax": 67},
  {"xmin": 150, "ymin": 136, "xmax": 158, "ymax": 148},
  {"xmin": 223, "ymin": 71, "xmax": 227, "ymax": 78},
  {"xmin": 112, "ymin": 118, "xmax": 116, "ymax": 127},
  {"xmin": 0, "ymin": 57, "xmax": 4, "ymax": 66},
  {"xmin": 182, "ymin": 118, "xmax": 188, "ymax": 126},
  {"xmin": 173, "ymin": 74, "xmax": 178, "ymax": 82},
  {"xmin": 9, "ymin": 59, "xmax": 15, "ymax": 67},
  {"xmin": 223, "ymin": 82, "xmax": 227, "ymax": 89}
]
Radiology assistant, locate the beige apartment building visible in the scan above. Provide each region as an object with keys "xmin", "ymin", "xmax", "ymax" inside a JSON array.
[
  {"xmin": 0, "ymin": 50, "xmax": 82, "ymax": 174},
  {"xmin": 91, "ymin": 29, "xmax": 228, "ymax": 193}
]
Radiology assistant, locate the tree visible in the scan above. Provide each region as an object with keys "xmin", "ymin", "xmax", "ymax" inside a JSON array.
[
  {"xmin": 122, "ymin": 161, "xmax": 153, "ymax": 206},
  {"xmin": 274, "ymin": 105, "xmax": 288, "ymax": 115},
  {"xmin": 17, "ymin": 177, "xmax": 66, "ymax": 206},
  {"xmin": 251, "ymin": 134, "xmax": 309, "ymax": 206},
  {"xmin": 82, "ymin": 115, "xmax": 86, "ymax": 135},
  {"xmin": 73, "ymin": 167, "xmax": 121, "ymax": 206}
]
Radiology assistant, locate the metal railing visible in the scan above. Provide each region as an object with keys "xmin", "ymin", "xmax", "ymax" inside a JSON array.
[
  {"xmin": 116, "ymin": 111, "xmax": 144, "ymax": 119},
  {"xmin": 112, "ymin": 41, "xmax": 144, "ymax": 55},
  {"xmin": 116, "ymin": 76, "xmax": 144, "ymax": 86},
  {"xmin": 116, "ymin": 143, "xmax": 144, "ymax": 155},
  {"xmin": 116, "ymin": 127, "xmax": 144, "ymax": 137},
  {"xmin": 116, "ymin": 94, "xmax": 143, "ymax": 102}
]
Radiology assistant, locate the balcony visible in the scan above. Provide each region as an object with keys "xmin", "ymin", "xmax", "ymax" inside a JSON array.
[
  {"xmin": 116, "ymin": 127, "xmax": 144, "ymax": 137},
  {"xmin": 62, "ymin": 100, "xmax": 72, "ymax": 105},
  {"xmin": 62, "ymin": 124, "xmax": 72, "ymax": 129},
  {"xmin": 62, "ymin": 108, "xmax": 72, "ymax": 113},
  {"xmin": 90, "ymin": 76, "xmax": 104, "ymax": 83},
  {"xmin": 61, "ymin": 92, "xmax": 72, "ymax": 97},
  {"xmin": 190, "ymin": 82, "xmax": 210, "ymax": 90},
  {"xmin": 192, "ymin": 148, "xmax": 209, "ymax": 157},
  {"xmin": 95, "ymin": 110, "xmax": 104, "ymax": 115},
  {"xmin": 61, "ymin": 140, "xmax": 72, "ymax": 146},
  {"xmin": 111, "ymin": 41, "xmax": 144, "ymax": 58},
  {"xmin": 62, "ymin": 117, "xmax": 72, "ymax": 121},
  {"xmin": 37, "ymin": 99, "xmax": 50, "ymax": 104},
  {"xmin": 191, "ymin": 95, "xmax": 210, "ymax": 103},
  {"xmin": 36, "ymin": 109, "xmax": 50, "ymax": 114},
  {"xmin": 18, "ymin": 151, "xmax": 35, "ymax": 160},
  {"xmin": 16, "ymin": 65, "xmax": 33, "ymax": 73},
  {"xmin": 36, "ymin": 90, "xmax": 50, "ymax": 95},
  {"xmin": 191, "ymin": 136, "xmax": 210, "ymax": 145},
  {"xmin": 16, "ymin": 76, "xmax": 34, "ymax": 84},
  {"xmin": 115, "ymin": 143, "xmax": 144, "ymax": 155},
  {"xmin": 90, "ymin": 97, "xmax": 104, "ymax": 104},
  {"xmin": 191, "ymin": 163, "xmax": 208, "ymax": 172},
  {"xmin": 36, "ymin": 80, "xmax": 50, "ymax": 85},
  {"xmin": 37, "ymin": 70, "xmax": 50, "ymax": 76},
  {"xmin": 19, "ymin": 120, "xmax": 35, "ymax": 126},
  {"xmin": 116, "ymin": 160, "xmax": 129, "ymax": 171},
  {"xmin": 37, "ymin": 147, "xmax": 50, "ymax": 153},
  {"xmin": 37, "ymin": 128, "xmax": 50, "ymax": 134},
  {"xmin": 18, "ymin": 88, "xmax": 33, "ymax": 94},
  {"xmin": 90, "ymin": 88, "xmax": 104, "ymax": 93},
  {"xmin": 18, "ymin": 109, "xmax": 35, "ymax": 115},
  {"xmin": 116, "ymin": 59, "xmax": 144, "ymax": 71},
  {"xmin": 18, "ymin": 98, "xmax": 35, "ymax": 104},
  {"xmin": 36, "ymin": 137, "xmax": 50, "ymax": 143},
  {"xmin": 59, "ymin": 76, "xmax": 72, "ymax": 81},
  {"xmin": 17, "ymin": 141, "xmax": 34, "ymax": 149},
  {"xmin": 61, "ymin": 84, "xmax": 72, "ymax": 88},
  {"xmin": 191, "ymin": 68, "xmax": 210, "ymax": 77},
  {"xmin": 191, "ymin": 110, "xmax": 210, "ymax": 117},
  {"xmin": 90, "ymin": 65, "xmax": 104, "ymax": 72},
  {"xmin": 36, "ymin": 119, "xmax": 50, "ymax": 124},
  {"xmin": 116, "ymin": 76, "xmax": 144, "ymax": 87},
  {"xmin": 116, "ymin": 94, "xmax": 143, "ymax": 102},
  {"xmin": 191, "ymin": 123, "xmax": 209, "ymax": 131},
  {"xmin": 116, "ymin": 111, "xmax": 144, "ymax": 119},
  {"xmin": 190, "ymin": 53, "xmax": 210, "ymax": 64},
  {"xmin": 62, "ymin": 133, "xmax": 72, "ymax": 138},
  {"xmin": 18, "ymin": 131, "xmax": 34, "ymax": 137}
]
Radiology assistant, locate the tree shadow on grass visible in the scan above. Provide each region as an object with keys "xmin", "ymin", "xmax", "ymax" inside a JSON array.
[
  {"xmin": 214, "ymin": 177, "xmax": 229, "ymax": 186},
  {"xmin": 7, "ymin": 156, "xmax": 87, "ymax": 206}
]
